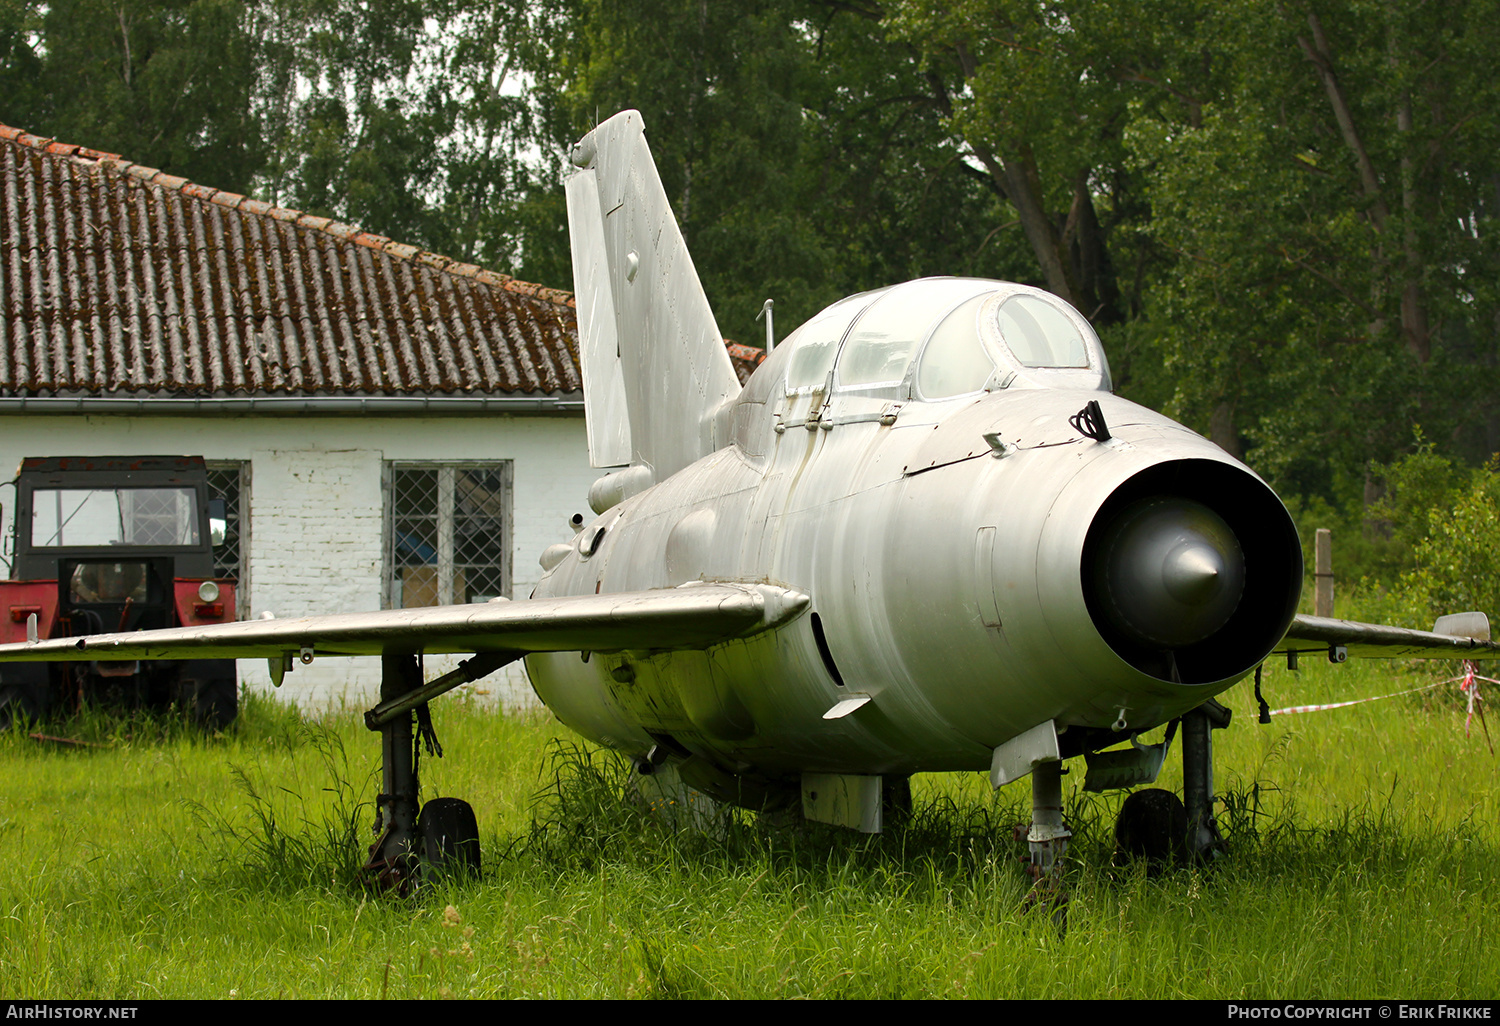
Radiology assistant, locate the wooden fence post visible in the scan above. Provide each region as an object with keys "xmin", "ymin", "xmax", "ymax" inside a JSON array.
[{"xmin": 1314, "ymin": 528, "xmax": 1333, "ymax": 618}]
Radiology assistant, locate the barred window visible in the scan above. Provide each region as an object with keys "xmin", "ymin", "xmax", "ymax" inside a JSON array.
[
  {"xmin": 387, "ymin": 462, "xmax": 512, "ymax": 608},
  {"xmin": 206, "ymin": 462, "xmax": 248, "ymax": 607}
]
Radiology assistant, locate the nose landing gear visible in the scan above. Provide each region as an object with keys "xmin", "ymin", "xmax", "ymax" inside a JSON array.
[
  {"xmin": 1112, "ymin": 698, "xmax": 1232, "ymax": 869},
  {"xmin": 1023, "ymin": 758, "xmax": 1072, "ymax": 931}
]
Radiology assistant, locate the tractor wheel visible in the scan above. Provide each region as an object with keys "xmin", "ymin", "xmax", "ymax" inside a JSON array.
[
  {"xmin": 0, "ymin": 684, "xmax": 39, "ymax": 731},
  {"xmin": 176, "ymin": 676, "xmax": 239, "ymax": 731},
  {"xmin": 0, "ymin": 669, "xmax": 49, "ymax": 731}
]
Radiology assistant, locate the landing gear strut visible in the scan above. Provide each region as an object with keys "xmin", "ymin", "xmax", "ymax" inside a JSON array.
[
  {"xmin": 362, "ymin": 650, "xmax": 516, "ymax": 890},
  {"xmin": 1181, "ymin": 698, "xmax": 1231, "ymax": 857},
  {"xmin": 365, "ymin": 654, "xmax": 424, "ymax": 890},
  {"xmin": 1025, "ymin": 758, "xmax": 1071, "ymax": 929},
  {"xmin": 1113, "ymin": 698, "xmax": 1231, "ymax": 868}
]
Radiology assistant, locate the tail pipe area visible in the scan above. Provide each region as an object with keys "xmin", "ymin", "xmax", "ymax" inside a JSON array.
[{"xmin": 1082, "ymin": 460, "xmax": 1302, "ymax": 685}]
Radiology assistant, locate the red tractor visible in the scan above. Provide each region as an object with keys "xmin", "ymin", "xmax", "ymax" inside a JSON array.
[{"xmin": 0, "ymin": 456, "xmax": 238, "ymax": 729}]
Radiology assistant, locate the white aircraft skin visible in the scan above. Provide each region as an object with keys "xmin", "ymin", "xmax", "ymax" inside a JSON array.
[
  {"xmin": 529, "ymin": 110, "xmax": 1491, "ymax": 819},
  {"xmin": 1, "ymin": 110, "xmax": 1494, "ymax": 867},
  {"xmin": 528, "ymin": 347, "xmax": 1293, "ymax": 784},
  {"xmin": 526, "ymin": 110, "xmax": 1306, "ymax": 808}
]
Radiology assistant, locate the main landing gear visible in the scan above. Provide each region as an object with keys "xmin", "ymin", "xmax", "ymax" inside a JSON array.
[{"xmin": 362, "ymin": 650, "xmax": 516, "ymax": 891}]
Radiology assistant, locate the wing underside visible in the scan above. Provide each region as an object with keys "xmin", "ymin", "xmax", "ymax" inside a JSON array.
[
  {"xmin": 1279, "ymin": 612, "xmax": 1500, "ymax": 660},
  {"xmin": 0, "ymin": 584, "xmax": 810, "ymax": 663}
]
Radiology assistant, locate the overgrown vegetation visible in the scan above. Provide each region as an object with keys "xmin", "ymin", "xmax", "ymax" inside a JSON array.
[
  {"xmin": 1297, "ymin": 437, "xmax": 1500, "ymax": 626},
  {"xmin": 190, "ymin": 723, "xmax": 371, "ymax": 894},
  {"xmin": 3, "ymin": 676, "xmax": 1492, "ymax": 998}
]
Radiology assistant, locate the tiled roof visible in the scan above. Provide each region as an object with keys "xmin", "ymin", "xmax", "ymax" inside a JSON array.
[
  {"xmin": 0, "ymin": 125, "xmax": 586, "ymax": 399},
  {"xmin": 0, "ymin": 125, "xmax": 765, "ymax": 401}
]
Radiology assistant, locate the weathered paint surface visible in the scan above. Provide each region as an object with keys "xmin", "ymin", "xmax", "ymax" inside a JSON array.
[{"xmin": 0, "ymin": 125, "xmax": 581, "ymax": 398}]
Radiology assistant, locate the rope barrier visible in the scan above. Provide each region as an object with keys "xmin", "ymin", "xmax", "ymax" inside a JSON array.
[{"xmin": 1268, "ymin": 659, "xmax": 1493, "ymax": 755}]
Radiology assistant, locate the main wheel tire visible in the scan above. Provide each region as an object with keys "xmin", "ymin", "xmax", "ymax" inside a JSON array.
[
  {"xmin": 1115, "ymin": 787, "xmax": 1189, "ymax": 871},
  {"xmin": 418, "ymin": 797, "xmax": 481, "ymax": 878}
]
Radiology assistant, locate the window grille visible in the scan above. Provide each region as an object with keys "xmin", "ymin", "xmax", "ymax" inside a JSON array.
[
  {"xmin": 125, "ymin": 488, "xmax": 197, "ymax": 545},
  {"xmin": 387, "ymin": 462, "xmax": 512, "ymax": 608},
  {"xmin": 205, "ymin": 462, "xmax": 248, "ymax": 602}
]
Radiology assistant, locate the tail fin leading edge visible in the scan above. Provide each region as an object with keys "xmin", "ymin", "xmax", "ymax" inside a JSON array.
[
  {"xmin": 566, "ymin": 110, "xmax": 741, "ymax": 479},
  {"xmin": 565, "ymin": 166, "xmax": 633, "ymax": 468}
]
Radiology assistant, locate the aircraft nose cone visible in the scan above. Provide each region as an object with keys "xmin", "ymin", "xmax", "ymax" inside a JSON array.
[
  {"xmin": 1091, "ymin": 497, "xmax": 1246, "ymax": 649},
  {"xmin": 1162, "ymin": 540, "xmax": 1225, "ymax": 604}
]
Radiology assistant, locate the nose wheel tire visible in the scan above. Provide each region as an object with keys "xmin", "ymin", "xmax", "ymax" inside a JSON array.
[
  {"xmin": 1114, "ymin": 787, "xmax": 1189, "ymax": 870},
  {"xmin": 418, "ymin": 797, "xmax": 481, "ymax": 879}
]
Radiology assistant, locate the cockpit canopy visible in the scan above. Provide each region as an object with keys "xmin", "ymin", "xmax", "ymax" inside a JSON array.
[{"xmin": 781, "ymin": 278, "xmax": 1110, "ymax": 399}]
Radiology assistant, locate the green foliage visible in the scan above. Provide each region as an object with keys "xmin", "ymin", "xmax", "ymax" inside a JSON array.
[
  {"xmin": 521, "ymin": 738, "xmax": 657, "ymax": 868},
  {"xmin": 527, "ymin": 0, "xmax": 1018, "ymax": 343},
  {"xmin": 8, "ymin": 0, "xmax": 1500, "ymax": 510},
  {"xmin": 1399, "ymin": 458, "xmax": 1500, "ymax": 621},
  {"xmin": 1323, "ymin": 440, "xmax": 1500, "ymax": 624},
  {"xmin": 3, "ymin": 688, "xmax": 1499, "ymax": 997},
  {"xmin": 1367, "ymin": 434, "xmax": 1469, "ymax": 567},
  {"xmin": 191, "ymin": 721, "xmax": 372, "ymax": 893},
  {"xmin": 23, "ymin": 0, "xmax": 267, "ymax": 192},
  {"xmin": 0, "ymin": 0, "xmax": 47, "ymax": 130}
]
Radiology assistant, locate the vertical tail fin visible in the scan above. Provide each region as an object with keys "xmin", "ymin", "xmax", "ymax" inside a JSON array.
[{"xmin": 565, "ymin": 110, "xmax": 741, "ymax": 479}]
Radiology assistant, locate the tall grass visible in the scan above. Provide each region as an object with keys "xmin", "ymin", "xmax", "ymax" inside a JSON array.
[
  {"xmin": 189, "ymin": 723, "xmax": 371, "ymax": 893},
  {"xmin": 0, "ymin": 656, "xmax": 1496, "ymax": 998}
]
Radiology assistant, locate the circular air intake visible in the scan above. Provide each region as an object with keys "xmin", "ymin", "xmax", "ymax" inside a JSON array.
[{"xmin": 1081, "ymin": 460, "xmax": 1301, "ymax": 685}]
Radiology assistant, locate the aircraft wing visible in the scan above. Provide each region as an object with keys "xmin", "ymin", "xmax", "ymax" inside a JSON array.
[
  {"xmin": 1280, "ymin": 612, "xmax": 1500, "ymax": 659},
  {"xmin": 0, "ymin": 583, "xmax": 810, "ymax": 663}
]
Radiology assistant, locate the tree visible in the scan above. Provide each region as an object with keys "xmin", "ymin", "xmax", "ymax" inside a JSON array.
[
  {"xmin": 889, "ymin": 0, "xmax": 1500, "ymax": 500},
  {"xmin": 17, "ymin": 0, "xmax": 265, "ymax": 192},
  {"xmin": 1135, "ymin": 2, "xmax": 1500, "ymax": 496},
  {"xmin": 524, "ymin": 0, "xmax": 1016, "ymax": 343}
]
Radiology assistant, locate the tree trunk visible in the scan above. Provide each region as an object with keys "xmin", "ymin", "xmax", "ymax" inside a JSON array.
[
  {"xmin": 1396, "ymin": 90, "xmax": 1430, "ymax": 362},
  {"xmin": 952, "ymin": 42, "xmax": 1078, "ymax": 305},
  {"xmin": 1209, "ymin": 400, "xmax": 1241, "ymax": 459}
]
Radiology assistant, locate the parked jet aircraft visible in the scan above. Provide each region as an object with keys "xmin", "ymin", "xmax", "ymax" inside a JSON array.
[{"xmin": 1, "ymin": 111, "xmax": 1495, "ymax": 887}]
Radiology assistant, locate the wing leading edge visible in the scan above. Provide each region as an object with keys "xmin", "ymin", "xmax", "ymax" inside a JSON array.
[
  {"xmin": 1280, "ymin": 612, "xmax": 1500, "ymax": 660},
  {"xmin": 0, "ymin": 583, "xmax": 810, "ymax": 663}
]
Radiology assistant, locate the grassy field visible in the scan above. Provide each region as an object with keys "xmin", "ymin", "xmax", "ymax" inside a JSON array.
[{"xmin": 0, "ymin": 653, "xmax": 1496, "ymax": 999}]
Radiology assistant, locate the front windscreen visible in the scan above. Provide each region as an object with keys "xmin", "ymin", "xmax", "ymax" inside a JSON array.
[
  {"xmin": 916, "ymin": 292, "xmax": 998, "ymax": 398},
  {"xmin": 995, "ymin": 294, "xmax": 1090, "ymax": 368},
  {"xmin": 32, "ymin": 488, "xmax": 201, "ymax": 548}
]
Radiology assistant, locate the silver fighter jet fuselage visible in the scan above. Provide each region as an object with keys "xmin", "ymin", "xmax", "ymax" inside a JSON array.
[
  {"xmin": 2, "ymin": 111, "xmax": 1490, "ymax": 861},
  {"xmin": 526, "ymin": 280, "xmax": 1302, "ymax": 801}
]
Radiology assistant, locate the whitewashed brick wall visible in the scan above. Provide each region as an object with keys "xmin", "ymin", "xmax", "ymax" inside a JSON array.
[{"xmin": 0, "ymin": 411, "xmax": 600, "ymax": 713}]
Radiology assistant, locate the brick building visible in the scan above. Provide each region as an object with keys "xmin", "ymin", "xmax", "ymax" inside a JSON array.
[{"xmin": 0, "ymin": 124, "xmax": 764, "ymax": 710}]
